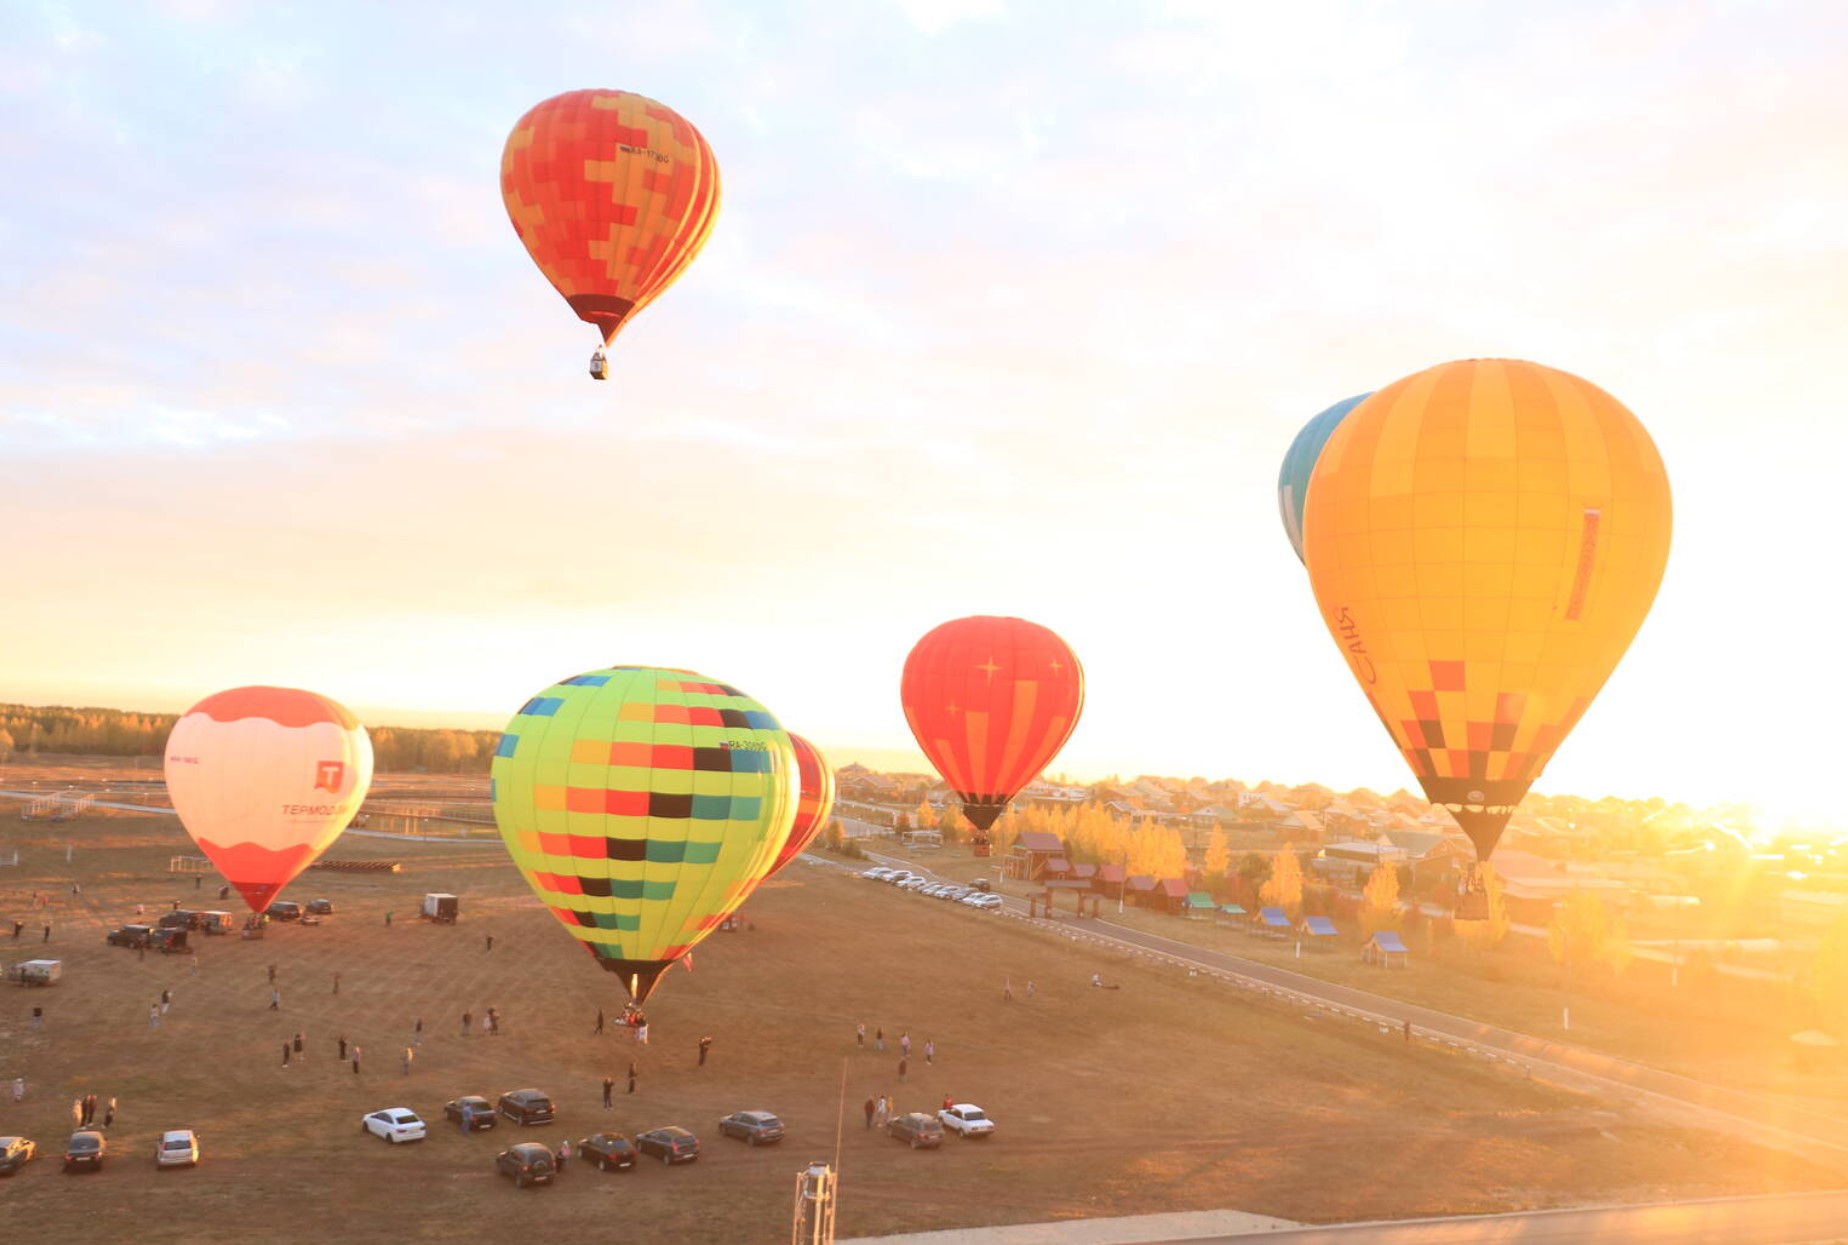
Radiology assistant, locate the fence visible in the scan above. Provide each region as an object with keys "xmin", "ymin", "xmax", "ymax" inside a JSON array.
[{"xmin": 168, "ymin": 855, "xmax": 215, "ymax": 873}]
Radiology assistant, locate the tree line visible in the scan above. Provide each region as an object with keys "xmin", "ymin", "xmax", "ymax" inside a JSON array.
[{"xmin": 0, "ymin": 703, "xmax": 499, "ymax": 774}]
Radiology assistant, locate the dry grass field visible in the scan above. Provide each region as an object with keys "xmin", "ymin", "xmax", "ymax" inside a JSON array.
[{"xmin": 3, "ymin": 791, "xmax": 1844, "ymax": 1243}]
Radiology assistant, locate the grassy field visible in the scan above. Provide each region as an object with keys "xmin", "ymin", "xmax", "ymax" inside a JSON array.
[{"xmin": 3, "ymin": 800, "xmax": 1844, "ymax": 1244}]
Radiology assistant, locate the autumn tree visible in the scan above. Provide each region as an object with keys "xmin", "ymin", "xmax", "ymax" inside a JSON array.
[
  {"xmin": 1548, "ymin": 889, "xmax": 1618, "ymax": 976},
  {"xmin": 1361, "ymin": 862, "xmax": 1401, "ymax": 935},
  {"xmin": 1203, "ymin": 828, "xmax": 1230, "ymax": 878},
  {"xmin": 0, "ymin": 728, "xmax": 13, "ymax": 763},
  {"xmin": 914, "ymin": 800, "xmax": 938, "ymax": 830},
  {"xmin": 1807, "ymin": 909, "xmax": 1848, "ymax": 1035},
  {"xmin": 1260, "ymin": 847, "xmax": 1303, "ymax": 917}
]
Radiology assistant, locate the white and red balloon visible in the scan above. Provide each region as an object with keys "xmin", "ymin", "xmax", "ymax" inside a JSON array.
[{"xmin": 164, "ymin": 686, "xmax": 374, "ymax": 912}]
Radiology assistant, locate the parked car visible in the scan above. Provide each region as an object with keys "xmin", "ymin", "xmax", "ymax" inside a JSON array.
[
  {"xmin": 938, "ymin": 1104, "xmax": 996, "ymax": 1139},
  {"xmin": 635, "ymin": 1126, "xmax": 700, "ymax": 1164},
  {"xmin": 964, "ymin": 894, "xmax": 1004, "ymax": 910},
  {"xmin": 884, "ymin": 871, "xmax": 914, "ymax": 886},
  {"xmin": 938, "ymin": 886, "xmax": 970, "ymax": 901},
  {"xmin": 862, "ymin": 867, "xmax": 894, "ymax": 880},
  {"xmin": 444, "ymin": 1096, "xmax": 496, "ymax": 1131},
  {"xmin": 305, "ymin": 898, "xmax": 335, "ymax": 915},
  {"xmin": 149, "ymin": 927, "xmax": 189, "ymax": 953},
  {"xmin": 886, "ymin": 1113, "xmax": 944, "ymax": 1150},
  {"xmin": 64, "ymin": 1130, "xmax": 107, "ymax": 1171},
  {"xmin": 361, "ymin": 1108, "xmax": 427, "ymax": 1144},
  {"xmin": 266, "ymin": 901, "xmax": 303, "ymax": 922},
  {"xmin": 716, "ymin": 1110, "xmax": 785, "ymax": 1146},
  {"xmin": 497, "ymin": 1089, "xmax": 555, "ymax": 1127},
  {"xmin": 578, "ymin": 1132, "xmax": 639, "ymax": 1171},
  {"xmin": 158, "ymin": 910, "xmax": 202, "ymax": 931},
  {"xmin": 105, "ymin": 924, "xmax": 154, "ymax": 949},
  {"xmin": 155, "ymin": 1129, "xmax": 200, "ymax": 1167},
  {"xmin": 0, "ymin": 1136, "xmax": 37, "ymax": 1176},
  {"xmin": 496, "ymin": 1142, "xmax": 556, "ymax": 1188},
  {"xmin": 972, "ymin": 878, "xmax": 993, "ymax": 892}
]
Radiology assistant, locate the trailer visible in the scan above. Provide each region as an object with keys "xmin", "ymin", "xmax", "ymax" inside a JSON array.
[
  {"xmin": 8, "ymin": 958, "xmax": 63, "ymax": 986},
  {"xmin": 421, "ymin": 893, "xmax": 459, "ymax": 924}
]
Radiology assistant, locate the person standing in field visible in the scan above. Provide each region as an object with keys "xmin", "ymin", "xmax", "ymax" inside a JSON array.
[
  {"xmin": 338, "ymin": 1034, "xmax": 348, "ymax": 1061},
  {"xmin": 856, "ymin": 1022, "xmax": 865, "ymax": 1047},
  {"xmin": 282, "ymin": 1041, "xmax": 291, "ymax": 1068},
  {"xmin": 898, "ymin": 1056, "xmax": 908, "ymax": 1083},
  {"xmin": 602, "ymin": 1077, "xmax": 614, "ymax": 1109},
  {"xmin": 627, "ymin": 1061, "xmax": 637, "ymax": 1094},
  {"xmin": 293, "ymin": 1032, "xmax": 304, "ymax": 1059},
  {"xmin": 103, "ymin": 1099, "xmax": 115, "ymax": 1129},
  {"xmin": 461, "ymin": 1010, "xmax": 472, "ymax": 1038},
  {"xmin": 401, "ymin": 1046, "xmax": 413, "ymax": 1076},
  {"xmin": 875, "ymin": 1026, "xmax": 885, "ymax": 1052},
  {"xmin": 863, "ymin": 1097, "xmax": 875, "ymax": 1129},
  {"xmin": 351, "ymin": 1045, "xmax": 362, "ymax": 1076},
  {"xmin": 593, "ymin": 1008, "xmax": 605, "ymax": 1036},
  {"xmin": 924, "ymin": 1039, "xmax": 935, "ymax": 1065},
  {"xmin": 697, "ymin": 1036, "xmax": 712, "ymax": 1067}
]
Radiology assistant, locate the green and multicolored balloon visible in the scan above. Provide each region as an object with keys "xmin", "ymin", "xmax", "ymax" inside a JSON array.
[{"xmin": 490, "ymin": 665, "xmax": 798, "ymax": 1003}]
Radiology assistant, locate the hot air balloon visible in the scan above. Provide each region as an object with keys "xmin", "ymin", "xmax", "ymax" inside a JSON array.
[
  {"xmin": 501, "ymin": 89, "xmax": 721, "ymax": 379},
  {"xmin": 901, "ymin": 617, "xmax": 1084, "ymax": 856},
  {"xmin": 1278, "ymin": 393, "xmax": 1371, "ymax": 565},
  {"xmin": 490, "ymin": 666, "xmax": 796, "ymax": 1003},
  {"xmin": 163, "ymin": 687, "xmax": 374, "ymax": 913},
  {"xmin": 763, "ymin": 734, "xmax": 836, "ymax": 880},
  {"xmin": 1301, "ymin": 359, "xmax": 1672, "ymax": 916}
]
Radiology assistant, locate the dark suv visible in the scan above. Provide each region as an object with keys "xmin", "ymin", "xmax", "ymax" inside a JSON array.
[
  {"xmin": 497, "ymin": 1090, "xmax": 555, "ymax": 1126},
  {"xmin": 578, "ymin": 1132, "xmax": 638, "ymax": 1171},
  {"xmin": 717, "ymin": 1111, "xmax": 785, "ymax": 1146},
  {"xmin": 266, "ymin": 901, "xmax": 303, "ymax": 922},
  {"xmin": 149, "ymin": 927, "xmax": 189, "ymax": 954},
  {"xmin": 886, "ymin": 1113, "xmax": 944, "ymax": 1150},
  {"xmin": 305, "ymin": 898, "xmax": 335, "ymax": 915},
  {"xmin": 106, "ymin": 925, "xmax": 154, "ymax": 949},
  {"xmin": 495, "ymin": 1142, "xmax": 555, "ymax": 1188}
]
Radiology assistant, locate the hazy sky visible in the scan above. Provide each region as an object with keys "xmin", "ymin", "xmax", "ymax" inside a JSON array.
[{"xmin": 5, "ymin": 1, "xmax": 1844, "ymax": 824}]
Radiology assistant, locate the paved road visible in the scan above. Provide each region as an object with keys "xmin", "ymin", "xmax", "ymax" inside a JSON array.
[
  {"xmin": 847, "ymin": 1192, "xmax": 1848, "ymax": 1245},
  {"xmin": 846, "ymin": 850, "xmax": 1848, "ymax": 1171},
  {"xmin": 1135, "ymin": 1191, "xmax": 1848, "ymax": 1245}
]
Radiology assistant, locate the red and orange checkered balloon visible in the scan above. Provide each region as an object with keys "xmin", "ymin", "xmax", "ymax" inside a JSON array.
[{"xmin": 501, "ymin": 89, "xmax": 721, "ymax": 351}]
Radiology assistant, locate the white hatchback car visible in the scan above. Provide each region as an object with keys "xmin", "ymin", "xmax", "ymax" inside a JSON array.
[
  {"xmin": 155, "ymin": 1129, "xmax": 199, "ymax": 1167},
  {"xmin": 963, "ymin": 894, "xmax": 1003, "ymax": 910},
  {"xmin": 362, "ymin": 1108, "xmax": 427, "ymax": 1144}
]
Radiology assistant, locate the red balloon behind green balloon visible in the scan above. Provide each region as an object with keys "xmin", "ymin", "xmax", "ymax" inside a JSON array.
[{"xmin": 764, "ymin": 734, "xmax": 834, "ymax": 879}]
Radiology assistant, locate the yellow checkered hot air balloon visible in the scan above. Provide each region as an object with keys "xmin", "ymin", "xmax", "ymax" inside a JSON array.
[
  {"xmin": 1302, "ymin": 359, "xmax": 1672, "ymax": 914},
  {"xmin": 490, "ymin": 666, "xmax": 796, "ymax": 1002}
]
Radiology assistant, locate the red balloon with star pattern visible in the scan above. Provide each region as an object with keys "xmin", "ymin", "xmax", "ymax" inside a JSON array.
[{"xmin": 900, "ymin": 616, "xmax": 1085, "ymax": 852}]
